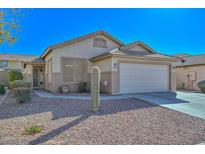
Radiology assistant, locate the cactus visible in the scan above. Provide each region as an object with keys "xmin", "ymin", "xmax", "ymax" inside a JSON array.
[{"xmin": 90, "ymin": 66, "xmax": 100, "ymax": 112}]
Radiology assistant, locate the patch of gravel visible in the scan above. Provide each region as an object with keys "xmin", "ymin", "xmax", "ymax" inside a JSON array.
[
  {"xmin": 0, "ymin": 90, "xmax": 9, "ymax": 105},
  {"xmin": 0, "ymin": 92, "xmax": 205, "ymax": 145},
  {"xmin": 0, "ymin": 95, "xmax": 4, "ymax": 102}
]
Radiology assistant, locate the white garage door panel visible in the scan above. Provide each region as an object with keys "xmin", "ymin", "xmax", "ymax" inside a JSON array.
[{"xmin": 120, "ymin": 63, "xmax": 169, "ymax": 93}]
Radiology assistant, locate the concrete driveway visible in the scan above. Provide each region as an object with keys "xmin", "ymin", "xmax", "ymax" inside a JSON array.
[{"xmin": 132, "ymin": 91, "xmax": 205, "ymax": 120}]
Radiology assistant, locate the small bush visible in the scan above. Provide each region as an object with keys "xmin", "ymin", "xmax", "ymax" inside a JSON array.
[
  {"xmin": 24, "ymin": 125, "xmax": 43, "ymax": 135},
  {"xmin": 78, "ymin": 82, "xmax": 87, "ymax": 93},
  {"xmin": 13, "ymin": 87, "xmax": 31, "ymax": 103},
  {"xmin": 0, "ymin": 83, "xmax": 5, "ymax": 95},
  {"xmin": 9, "ymin": 80, "xmax": 31, "ymax": 90},
  {"xmin": 197, "ymin": 80, "xmax": 205, "ymax": 93},
  {"xmin": 8, "ymin": 71, "xmax": 23, "ymax": 82}
]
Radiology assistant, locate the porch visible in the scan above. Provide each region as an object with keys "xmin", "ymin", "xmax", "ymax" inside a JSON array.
[{"xmin": 23, "ymin": 58, "xmax": 46, "ymax": 89}]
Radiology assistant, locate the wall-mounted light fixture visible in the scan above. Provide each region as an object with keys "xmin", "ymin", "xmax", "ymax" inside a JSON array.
[
  {"xmin": 113, "ymin": 62, "xmax": 117, "ymax": 69},
  {"xmin": 172, "ymin": 66, "xmax": 176, "ymax": 70}
]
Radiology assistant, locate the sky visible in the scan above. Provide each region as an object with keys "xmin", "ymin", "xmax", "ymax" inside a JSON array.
[{"xmin": 0, "ymin": 8, "xmax": 205, "ymax": 56}]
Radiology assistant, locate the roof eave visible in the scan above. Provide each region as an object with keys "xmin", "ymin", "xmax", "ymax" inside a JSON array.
[
  {"xmin": 175, "ymin": 63, "xmax": 205, "ymax": 67},
  {"xmin": 90, "ymin": 53, "xmax": 177, "ymax": 62},
  {"xmin": 90, "ymin": 53, "xmax": 113, "ymax": 62},
  {"xmin": 41, "ymin": 48, "xmax": 52, "ymax": 59},
  {"xmin": 40, "ymin": 31, "xmax": 124, "ymax": 59},
  {"xmin": 113, "ymin": 54, "xmax": 177, "ymax": 62},
  {"xmin": 120, "ymin": 41, "xmax": 157, "ymax": 54}
]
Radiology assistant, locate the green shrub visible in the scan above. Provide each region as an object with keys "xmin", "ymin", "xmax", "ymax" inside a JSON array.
[
  {"xmin": 9, "ymin": 80, "xmax": 31, "ymax": 90},
  {"xmin": 78, "ymin": 82, "xmax": 87, "ymax": 93},
  {"xmin": 13, "ymin": 87, "xmax": 31, "ymax": 103},
  {"xmin": 0, "ymin": 83, "xmax": 5, "ymax": 95},
  {"xmin": 197, "ymin": 80, "xmax": 205, "ymax": 93},
  {"xmin": 8, "ymin": 71, "xmax": 23, "ymax": 82},
  {"xmin": 24, "ymin": 125, "xmax": 43, "ymax": 135}
]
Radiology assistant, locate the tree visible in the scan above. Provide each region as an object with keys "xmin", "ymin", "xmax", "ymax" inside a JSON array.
[{"xmin": 0, "ymin": 9, "xmax": 21, "ymax": 45}]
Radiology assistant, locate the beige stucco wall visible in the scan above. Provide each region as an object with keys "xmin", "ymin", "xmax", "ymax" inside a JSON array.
[
  {"xmin": 89, "ymin": 56, "xmax": 176, "ymax": 94},
  {"xmin": 0, "ymin": 71, "xmax": 8, "ymax": 86},
  {"xmin": 88, "ymin": 58, "xmax": 112, "ymax": 93},
  {"xmin": 44, "ymin": 34, "xmax": 119, "ymax": 92},
  {"xmin": 176, "ymin": 65, "xmax": 205, "ymax": 90},
  {"xmin": 42, "ymin": 35, "xmax": 176, "ymax": 93},
  {"xmin": 45, "ymin": 53, "xmax": 176, "ymax": 93},
  {"xmin": 44, "ymin": 52, "xmax": 53, "ymax": 91},
  {"xmin": 110, "ymin": 57, "xmax": 176, "ymax": 94},
  {"xmin": 51, "ymin": 34, "xmax": 120, "ymax": 73},
  {"xmin": 23, "ymin": 64, "xmax": 33, "ymax": 86},
  {"xmin": 171, "ymin": 66, "xmax": 177, "ymax": 90},
  {"xmin": 7, "ymin": 61, "xmax": 22, "ymax": 70},
  {"xmin": 91, "ymin": 57, "xmax": 112, "ymax": 73},
  {"xmin": 44, "ymin": 52, "xmax": 52, "ymax": 75},
  {"xmin": 47, "ymin": 58, "xmax": 113, "ymax": 93}
]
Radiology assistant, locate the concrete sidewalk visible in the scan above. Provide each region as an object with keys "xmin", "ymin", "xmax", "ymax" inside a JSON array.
[{"xmin": 33, "ymin": 90, "xmax": 130, "ymax": 100}]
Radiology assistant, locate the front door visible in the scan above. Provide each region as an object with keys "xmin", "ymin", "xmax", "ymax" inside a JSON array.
[
  {"xmin": 33, "ymin": 67, "xmax": 45, "ymax": 89},
  {"xmin": 33, "ymin": 68, "xmax": 39, "ymax": 88}
]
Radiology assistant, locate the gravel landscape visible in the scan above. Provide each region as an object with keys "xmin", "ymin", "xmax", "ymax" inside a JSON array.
[
  {"xmin": 0, "ymin": 90, "xmax": 8, "ymax": 105},
  {"xmin": 0, "ymin": 92, "xmax": 205, "ymax": 145}
]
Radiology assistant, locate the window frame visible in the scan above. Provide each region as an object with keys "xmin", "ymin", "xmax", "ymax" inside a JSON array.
[
  {"xmin": 62, "ymin": 57, "xmax": 86, "ymax": 83},
  {"xmin": 93, "ymin": 38, "xmax": 108, "ymax": 48}
]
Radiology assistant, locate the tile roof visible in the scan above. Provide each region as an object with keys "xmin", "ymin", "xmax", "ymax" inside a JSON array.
[
  {"xmin": 23, "ymin": 57, "xmax": 45, "ymax": 64},
  {"xmin": 90, "ymin": 47, "xmax": 176, "ymax": 61},
  {"xmin": 119, "ymin": 41, "xmax": 156, "ymax": 53},
  {"xmin": 41, "ymin": 30, "xmax": 125, "ymax": 58},
  {"xmin": 0, "ymin": 54, "xmax": 38, "ymax": 61},
  {"xmin": 174, "ymin": 54, "xmax": 205, "ymax": 67}
]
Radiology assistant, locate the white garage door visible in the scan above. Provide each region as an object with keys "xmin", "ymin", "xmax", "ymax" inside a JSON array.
[{"xmin": 120, "ymin": 63, "xmax": 170, "ymax": 93}]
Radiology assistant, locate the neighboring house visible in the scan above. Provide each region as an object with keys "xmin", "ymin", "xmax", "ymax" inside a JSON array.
[
  {"xmin": 0, "ymin": 54, "xmax": 37, "ymax": 71},
  {"xmin": 0, "ymin": 54, "xmax": 37, "ymax": 85},
  {"xmin": 23, "ymin": 31, "xmax": 177, "ymax": 94},
  {"xmin": 174, "ymin": 54, "xmax": 205, "ymax": 91}
]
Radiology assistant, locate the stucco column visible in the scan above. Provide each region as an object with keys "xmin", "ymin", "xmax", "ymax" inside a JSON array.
[{"xmin": 171, "ymin": 65, "xmax": 177, "ymax": 91}]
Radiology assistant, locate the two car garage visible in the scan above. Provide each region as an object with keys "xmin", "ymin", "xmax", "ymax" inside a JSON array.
[{"xmin": 119, "ymin": 63, "xmax": 170, "ymax": 94}]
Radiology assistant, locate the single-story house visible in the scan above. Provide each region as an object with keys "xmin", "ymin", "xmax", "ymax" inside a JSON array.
[
  {"xmin": 0, "ymin": 54, "xmax": 37, "ymax": 85},
  {"xmin": 0, "ymin": 54, "xmax": 37, "ymax": 71},
  {"xmin": 23, "ymin": 31, "xmax": 177, "ymax": 94},
  {"xmin": 174, "ymin": 54, "xmax": 205, "ymax": 91}
]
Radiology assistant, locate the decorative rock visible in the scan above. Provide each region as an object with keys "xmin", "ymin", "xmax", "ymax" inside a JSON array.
[{"xmin": 90, "ymin": 66, "xmax": 101, "ymax": 112}]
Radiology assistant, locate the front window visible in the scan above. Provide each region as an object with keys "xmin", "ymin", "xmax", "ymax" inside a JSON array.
[
  {"xmin": 0, "ymin": 60, "xmax": 8, "ymax": 68},
  {"xmin": 63, "ymin": 58, "xmax": 86, "ymax": 82}
]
